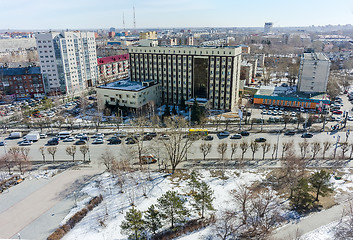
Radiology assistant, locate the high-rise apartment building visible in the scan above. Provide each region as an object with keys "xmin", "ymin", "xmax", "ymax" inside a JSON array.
[
  {"xmin": 35, "ymin": 31, "xmax": 98, "ymax": 95},
  {"xmin": 298, "ymin": 52, "xmax": 330, "ymax": 93},
  {"xmin": 264, "ymin": 22, "xmax": 273, "ymax": 34},
  {"xmin": 128, "ymin": 46, "xmax": 242, "ymax": 111}
]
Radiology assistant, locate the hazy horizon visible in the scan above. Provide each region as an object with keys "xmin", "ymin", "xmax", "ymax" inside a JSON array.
[{"xmin": 1, "ymin": 0, "xmax": 353, "ymax": 30}]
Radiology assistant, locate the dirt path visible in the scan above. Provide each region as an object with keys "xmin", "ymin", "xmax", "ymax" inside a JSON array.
[{"xmin": 0, "ymin": 167, "xmax": 102, "ymax": 239}]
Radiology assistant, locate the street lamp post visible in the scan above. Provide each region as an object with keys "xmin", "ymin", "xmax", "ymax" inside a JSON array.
[{"xmin": 275, "ymin": 130, "xmax": 280, "ymax": 160}]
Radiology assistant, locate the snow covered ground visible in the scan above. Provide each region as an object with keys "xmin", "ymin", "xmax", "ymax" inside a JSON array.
[{"xmin": 62, "ymin": 169, "xmax": 270, "ymax": 240}]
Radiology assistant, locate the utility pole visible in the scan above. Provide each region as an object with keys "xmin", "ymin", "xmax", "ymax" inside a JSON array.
[{"xmin": 133, "ymin": 5, "xmax": 136, "ymax": 31}]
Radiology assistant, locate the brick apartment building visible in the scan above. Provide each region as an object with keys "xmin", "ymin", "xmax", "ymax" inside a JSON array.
[
  {"xmin": 0, "ymin": 66, "xmax": 45, "ymax": 100},
  {"xmin": 97, "ymin": 54, "xmax": 129, "ymax": 84}
]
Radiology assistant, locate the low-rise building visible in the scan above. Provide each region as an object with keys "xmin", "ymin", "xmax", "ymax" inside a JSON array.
[
  {"xmin": 0, "ymin": 66, "xmax": 45, "ymax": 100},
  {"xmin": 253, "ymin": 86, "xmax": 330, "ymax": 109},
  {"xmin": 96, "ymin": 79, "xmax": 161, "ymax": 110},
  {"xmin": 97, "ymin": 54, "xmax": 129, "ymax": 84}
]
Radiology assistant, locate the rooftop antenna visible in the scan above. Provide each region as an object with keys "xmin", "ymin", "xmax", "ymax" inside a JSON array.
[
  {"xmin": 123, "ymin": 12, "xmax": 125, "ymax": 30},
  {"xmin": 133, "ymin": 5, "xmax": 136, "ymax": 30}
]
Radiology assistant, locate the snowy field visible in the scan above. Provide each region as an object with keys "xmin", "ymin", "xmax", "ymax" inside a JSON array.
[
  {"xmin": 59, "ymin": 167, "xmax": 353, "ymax": 240},
  {"xmin": 62, "ymin": 169, "xmax": 273, "ymax": 240}
]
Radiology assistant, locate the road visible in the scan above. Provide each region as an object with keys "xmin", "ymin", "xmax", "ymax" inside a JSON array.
[{"xmin": 0, "ymin": 166, "xmax": 103, "ymax": 239}]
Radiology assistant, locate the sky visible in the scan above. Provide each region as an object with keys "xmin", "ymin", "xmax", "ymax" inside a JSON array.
[{"xmin": 1, "ymin": 0, "xmax": 353, "ymax": 30}]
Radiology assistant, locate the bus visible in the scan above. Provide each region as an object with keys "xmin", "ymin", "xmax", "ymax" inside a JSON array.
[{"xmin": 188, "ymin": 128, "xmax": 209, "ymax": 137}]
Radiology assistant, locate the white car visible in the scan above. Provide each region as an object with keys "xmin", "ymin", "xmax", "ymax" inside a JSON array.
[
  {"xmin": 63, "ymin": 137, "xmax": 75, "ymax": 142},
  {"xmin": 75, "ymin": 133, "xmax": 87, "ymax": 139},
  {"xmin": 19, "ymin": 140, "xmax": 33, "ymax": 146},
  {"xmin": 347, "ymin": 116, "xmax": 353, "ymax": 121}
]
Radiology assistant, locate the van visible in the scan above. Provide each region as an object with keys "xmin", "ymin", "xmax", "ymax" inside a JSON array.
[{"xmin": 57, "ymin": 131, "xmax": 71, "ymax": 140}]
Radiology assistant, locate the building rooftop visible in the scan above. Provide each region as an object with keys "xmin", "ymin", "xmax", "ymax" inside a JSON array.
[
  {"xmin": 0, "ymin": 66, "xmax": 41, "ymax": 75},
  {"xmin": 97, "ymin": 79, "xmax": 155, "ymax": 91},
  {"xmin": 303, "ymin": 52, "xmax": 328, "ymax": 61},
  {"xmin": 97, "ymin": 54, "xmax": 129, "ymax": 65}
]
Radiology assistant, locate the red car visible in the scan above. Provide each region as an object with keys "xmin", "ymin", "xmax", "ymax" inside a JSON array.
[{"xmin": 332, "ymin": 110, "xmax": 343, "ymax": 115}]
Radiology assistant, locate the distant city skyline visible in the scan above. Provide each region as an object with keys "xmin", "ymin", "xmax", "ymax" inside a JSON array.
[{"xmin": 1, "ymin": 0, "xmax": 353, "ymax": 30}]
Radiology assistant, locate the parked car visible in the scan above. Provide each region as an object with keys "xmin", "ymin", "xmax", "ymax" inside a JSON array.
[
  {"xmin": 92, "ymin": 133, "xmax": 104, "ymax": 138},
  {"xmin": 108, "ymin": 138, "xmax": 121, "ymax": 144},
  {"xmin": 230, "ymin": 134, "xmax": 242, "ymax": 139},
  {"xmin": 140, "ymin": 155, "xmax": 157, "ymax": 164},
  {"xmin": 284, "ymin": 130, "xmax": 295, "ymax": 136},
  {"xmin": 218, "ymin": 131, "xmax": 230, "ymax": 137},
  {"xmin": 92, "ymin": 138, "xmax": 104, "ymax": 144},
  {"xmin": 333, "ymin": 110, "xmax": 343, "ymax": 115},
  {"xmin": 347, "ymin": 116, "xmax": 353, "ymax": 121},
  {"xmin": 75, "ymin": 133, "xmax": 87, "ymax": 139},
  {"xmin": 240, "ymin": 131, "xmax": 250, "ymax": 136},
  {"xmin": 158, "ymin": 134, "xmax": 170, "ymax": 140},
  {"xmin": 148, "ymin": 132, "xmax": 157, "ymax": 137},
  {"xmin": 203, "ymin": 135, "xmax": 214, "ymax": 141},
  {"xmin": 40, "ymin": 133, "xmax": 47, "ymax": 139},
  {"xmin": 80, "ymin": 136, "xmax": 89, "ymax": 141},
  {"xmin": 301, "ymin": 133, "xmax": 313, "ymax": 138},
  {"xmin": 254, "ymin": 137, "xmax": 266, "ymax": 142},
  {"xmin": 47, "ymin": 138, "xmax": 59, "ymax": 145},
  {"xmin": 143, "ymin": 135, "xmax": 153, "ymax": 141},
  {"xmin": 75, "ymin": 140, "xmax": 87, "ymax": 145},
  {"xmin": 63, "ymin": 137, "xmax": 75, "ymax": 142},
  {"xmin": 19, "ymin": 140, "xmax": 33, "ymax": 146},
  {"xmin": 0, "ymin": 141, "xmax": 6, "ymax": 146}
]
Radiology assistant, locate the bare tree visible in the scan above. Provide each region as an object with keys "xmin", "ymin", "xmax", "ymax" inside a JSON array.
[
  {"xmin": 349, "ymin": 143, "xmax": 353, "ymax": 159},
  {"xmin": 250, "ymin": 142, "xmax": 259, "ymax": 161},
  {"xmin": 230, "ymin": 143, "xmax": 238, "ymax": 163},
  {"xmin": 272, "ymin": 143, "xmax": 278, "ymax": 160},
  {"xmin": 92, "ymin": 115, "xmax": 102, "ymax": 132},
  {"xmin": 231, "ymin": 185, "xmax": 252, "ymax": 225},
  {"xmin": 240, "ymin": 141, "xmax": 249, "ymax": 161},
  {"xmin": 80, "ymin": 145, "xmax": 89, "ymax": 162},
  {"xmin": 218, "ymin": 142, "xmax": 228, "ymax": 178},
  {"xmin": 261, "ymin": 143, "xmax": 271, "ymax": 160},
  {"xmin": 298, "ymin": 139, "xmax": 310, "ymax": 159},
  {"xmin": 311, "ymin": 142, "xmax": 322, "ymax": 160},
  {"xmin": 281, "ymin": 142, "xmax": 291, "ymax": 160},
  {"xmin": 65, "ymin": 146, "xmax": 77, "ymax": 162},
  {"xmin": 8, "ymin": 147, "xmax": 22, "ymax": 173},
  {"xmin": 0, "ymin": 154, "xmax": 14, "ymax": 174},
  {"xmin": 215, "ymin": 210, "xmax": 239, "ymax": 240},
  {"xmin": 341, "ymin": 142, "xmax": 349, "ymax": 160},
  {"xmin": 322, "ymin": 141, "xmax": 332, "ymax": 160},
  {"xmin": 19, "ymin": 147, "xmax": 31, "ymax": 174},
  {"xmin": 283, "ymin": 148, "xmax": 305, "ymax": 198},
  {"xmin": 200, "ymin": 143, "xmax": 212, "ymax": 161},
  {"xmin": 47, "ymin": 146, "xmax": 57, "ymax": 162},
  {"xmin": 100, "ymin": 149, "xmax": 116, "ymax": 172},
  {"xmin": 39, "ymin": 146, "xmax": 46, "ymax": 163},
  {"xmin": 159, "ymin": 116, "xmax": 193, "ymax": 173},
  {"xmin": 131, "ymin": 117, "xmax": 147, "ymax": 168}
]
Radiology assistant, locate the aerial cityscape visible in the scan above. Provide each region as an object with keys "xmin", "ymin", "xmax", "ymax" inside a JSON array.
[{"xmin": 1, "ymin": 1, "xmax": 353, "ymax": 240}]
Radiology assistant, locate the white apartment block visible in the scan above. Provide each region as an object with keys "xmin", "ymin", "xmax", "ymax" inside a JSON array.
[
  {"xmin": 298, "ymin": 53, "xmax": 330, "ymax": 93},
  {"xmin": 128, "ymin": 46, "xmax": 242, "ymax": 111},
  {"xmin": 35, "ymin": 31, "xmax": 98, "ymax": 95}
]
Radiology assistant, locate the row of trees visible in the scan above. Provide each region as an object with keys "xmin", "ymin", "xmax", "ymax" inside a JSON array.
[
  {"xmin": 0, "ymin": 147, "xmax": 31, "ymax": 174},
  {"xmin": 199, "ymin": 140, "xmax": 353, "ymax": 163},
  {"xmin": 121, "ymin": 171, "xmax": 214, "ymax": 239},
  {"xmin": 38, "ymin": 145, "xmax": 90, "ymax": 163}
]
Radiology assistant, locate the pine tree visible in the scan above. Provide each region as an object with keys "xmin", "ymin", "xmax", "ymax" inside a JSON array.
[
  {"xmin": 163, "ymin": 105, "xmax": 171, "ymax": 117},
  {"xmin": 144, "ymin": 204, "xmax": 162, "ymax": 235},
  {"xmin": 179, "ymin": 97, "xmax": 186, "ymax": 111},
  {"xmin": 191, "ymin": 181, "xmax": 215, "ymax": 218},
  {"xmin": 191, "ymin": 100, "xmax": 202, "ymax": 124},
  {"xmin": 157, "ymin": 190, "xmax": 189, "ymax": 228},
  {"xmin": 290, "ymin": 178, "xmax": 314, "ymax": 211},
  {"xmin": 172, "ymin": 105, "xmax": 178, "ymax": 115},
  {"xmin": 187, "ymin": 170, "xmax": 201, "ymax": 194},
  {"xmin": 120, "ymin": 207, "xmax": 145, "ymax": 240},
  {"xmin": 309, "ymin": 170, "xmax": 333, "ymax": 202}
]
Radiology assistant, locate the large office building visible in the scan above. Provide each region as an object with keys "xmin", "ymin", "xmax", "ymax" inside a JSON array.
[
  {"xmin": 264, "ymin": 22, "xmax": 273, "ymax": 34},
  {"xmin": 297, "ymin": 52, "xmax": 330, "ymax": 93},
  {"xmin": 128, "ymin": 46, "xmax": 242, "ymax": 111},
  {"xmin": 35, "ymin": 31, "xmax": 98, "ymax": 95}
]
